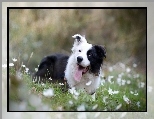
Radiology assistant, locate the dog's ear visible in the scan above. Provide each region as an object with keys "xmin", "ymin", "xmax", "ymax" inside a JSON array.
[
  {"xmin": 94, "ymin": 45, "xmax": 106, "ymax": 59},
  {"xmin": 71, "ymin": 34, "xmax": 87, "ymax": 53},
  {"xmin": 72, "ymin": 34, "xmax": 87, "ymax": 45}
]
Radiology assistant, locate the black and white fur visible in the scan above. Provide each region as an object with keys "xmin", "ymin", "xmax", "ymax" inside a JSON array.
[
  {"xmin": 33, "ymin": 53, "xmax": 69, "ymax": 86},
  {"xmin": 65, "ymin": 34, "xmax": 106, "ymax": 94}
]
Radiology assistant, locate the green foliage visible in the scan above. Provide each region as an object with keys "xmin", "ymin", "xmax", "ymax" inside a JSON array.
[{"xmin": 9, "ymin": 62, "xmax": 146, "ymax": 111}]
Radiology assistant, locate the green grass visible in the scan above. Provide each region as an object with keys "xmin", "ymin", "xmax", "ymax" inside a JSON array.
[{"xmin": 9, "ymin": 64, "xmax": 146, "ymax": 111}]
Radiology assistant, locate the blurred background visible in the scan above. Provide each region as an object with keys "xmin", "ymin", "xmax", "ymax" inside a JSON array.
[{"xmin": 9, "ymin": 8, "xmax": 146, "ymax": 74}]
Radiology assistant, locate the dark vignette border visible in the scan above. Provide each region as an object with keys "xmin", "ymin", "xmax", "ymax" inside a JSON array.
[{"xmin": 7, "ymin": 7, "xmax": 147, "ymax": 112}]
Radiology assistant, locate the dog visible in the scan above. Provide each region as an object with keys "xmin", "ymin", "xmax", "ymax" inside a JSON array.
[
  {"xmin": 65, "ymin": 34, "xmax": 106, "ymax": 94},
  {"xmin": 33, "ymin": 53, "xmax": 69, "ymax": 89}
]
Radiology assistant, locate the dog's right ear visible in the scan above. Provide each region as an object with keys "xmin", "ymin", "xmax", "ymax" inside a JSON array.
[
  {"xmin": 72, "ymin": 34, "xmax": 87, "ymax": 45},
  {"xmin": 71, "ymin": 34, "xmax": 87, "ymax": 53}
]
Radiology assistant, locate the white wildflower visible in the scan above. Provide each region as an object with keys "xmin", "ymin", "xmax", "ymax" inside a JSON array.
[
  {"xmin": 41, "ymin": 83, "xmax": 45, "ymax": 86},
  {"xmin": 68, "ymin": 100, "xmax": 73, "ymax": 105},
  {"xmin": 59, "ymin": 83, "xmax": 64, "ymax": 85},
  {"xmin": 133, "ymin": 63, "xmax": 137, "ymax": 68},
  {"xmin": 9, "ymin": 63, "xmax": 14, "ymax": 66},
  {"xmin": 22, "ymin": 65, "xmax": 25, "ymax": 67},
  {"xmin": 126, "ymin": 67, "xmax": 131, "ymax": 73},
  {"xmin": 130, "ymin": 91, "xmax": 134, "ymax": 94},
  {"xmin": 117, "ymin": 77, "xmax": 122, "ymax": 86},
  {"xmin": 25, "ymin": 68, "xmax": 29, "ymax": 73},
  {"xmin": 103, "ymin": 96, "xmax": 108, "ymax": 104},
  {"xmin": 107, "ymin": 76, "xmax": 114, "ymax": 84},
  {"xmin": 136, "ymin": 101, "xmax": 140, "ymax": 108},
  {"xmin": 2, "ymin": 64, "xmax": 7, "ymax": 68},
  {"xmin": 147, "ymin": 86, "xmax": 153, "ymax": 92},
  {"xmin": 134, "ymin": 74, "xmax": 140, "ymax": 78},
  {"xmin": 48, "ymin": 77, "xmax": 52, "ymax": 80},
  {"xmin": 94, "ymin": 112, "xmax": 101, "ymax": 118},
  {"xmin": 77, "ymin": 104, "xmax": 85, "ymax": 111},
  {"xmin": 69, "ymin": 87, "xmax": 79, "ymax": 96},
  {"xmin": 118, "ymin": 72, "xmax": 124, "ymax": 78},
  {"xmin": 123, "ymin": 95, "xmax": 130, "ymax": 104},
  {"xmin": 115, "ymin": 104, "xmax": 122, "ymax": 110},
  {"xmin": 12, "ymin": 58, "xmax": 17, "ymax": 62},
  {"xmin": 101, "ymin": 79, "xmax": 105, "ymax": 86},
  {"xmin": 121, "ymin": 79, "xmax": 126, "ymax": 85},
  {"xmin": 134, "ymin": 93, "xmax": 138, "ymax": 96},
  {"xmin": 91, "ymin": 93, "xmax": 96, "ymax": 101},
  {"xmin": 35, "ymin": 68, "xmax": 38, "ymax": 72},
  {"xmin": 138, "ymin": 82, "xmax": 145, "ymax": 88},
  {"xmin": 120, "ymin": 112, "xmax": 127, "ymax": 118},
  {"xmin": 86, "ymin": 81, "xmax": 92, "ymax": 86},
  {"xmin": 108, "ymin": 87, "xmax": 119, "ymax": 95},
  {"xmin": 43, "ymin": 88, "xmax": 54, "ymax": 97},
  {"xmin": 92, "ymin": 104, "xmax": 98, "ymax": 110},
  {"xmin": 126, "ymin": 80, "xmax": 131, "ymax": 84}
]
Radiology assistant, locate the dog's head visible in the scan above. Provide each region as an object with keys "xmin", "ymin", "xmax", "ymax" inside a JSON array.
[
  {"xmin": 72, "ymin": 34, "xmax": 92, "ymax": 67},
  {"xmin": 71, "ymin": 34, "xmax": 106, "ymax": 81}
]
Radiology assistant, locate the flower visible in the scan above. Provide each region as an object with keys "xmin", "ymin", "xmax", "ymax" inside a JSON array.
[
  {"xmin": 59, "ymin": 83, "xmax": 64, "ymax": 85},
  {"xmin": 2, "ymin": 64, "xmax": 7, "ymax": 68},
  {"xmin": 115, "ymin": 104, "xmax": 122, "ymax": 110},
  {"xmin": 43, "ymin": 88, "xmax": 54, "ymax": 97},
  {"xmin": 77, "ymin": 104, "xmax": 85, "ymax": 111},
  {"xmin": 9, "ymin": 63, "xmax": 14, "ymax": 66},
  {"xmin": 126, "ymin": 80, "xmax": 131, "ymax": 84},
  {"xmin": 48, "ymin": 77, "xmax": 52, "ymax": 80},
  {"xmin": 69, "ymin": 87, "xmax": 79, "ymax": 96},
  {"xmin": 136, "ymin": 101, "xmax": 140, "ymax": 108},
  {"xmin": 92, "ymin": 104, "xmax": 98, "ymax": 110},
  {"xmin": 126, "ymin": 67, "xmax": 131, "ymax": 73},
  {"xmin": 25, "ymin": 68, "xmax": 29, "ymax": 73},
  {"xmin": 123, "ymin": 95, "xmax": 130, "ymax": 104},
  {"xmin": 35, "ymin": 68, "xmax": 38, "ymax": 72},
  {"xmin": 12, "ymin": 58, "xmax": 17, "ymax": 62},
  {"xmin": 103, "ymin": 96, "xmax": 108, "ymax": 104},
  {"xmin": 138, "ymin": 82, "xmax": 145, "ymax": 88},
  {"xmin": 108, "ymin": 87, "xmax": 119, "ymax": 95},
  {"xmin": 107, "ymin": 76, "xmax": 114, "ymax": 84},
  {"xmin": 133, "ymin": 63, "xmax": 137, "ymax": 68},
  {"xmin": 22, "ymin": 65, "xmax": 25, "ymax": 67}
]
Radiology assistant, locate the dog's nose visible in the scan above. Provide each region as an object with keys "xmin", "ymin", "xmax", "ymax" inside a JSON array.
[{"xmin": 77, "ymin": 56, "xmax": 83, "ymax": 63}]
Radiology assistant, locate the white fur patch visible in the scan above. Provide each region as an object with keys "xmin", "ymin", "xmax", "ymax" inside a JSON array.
[{"xmin": 65, "ymin": 34, "xmax": 101, "ymax": 94}]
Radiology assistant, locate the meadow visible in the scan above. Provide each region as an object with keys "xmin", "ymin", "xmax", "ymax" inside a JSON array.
[{"xmin": 8, "ymin": 58, "xmax": 146, "ymax": 111}]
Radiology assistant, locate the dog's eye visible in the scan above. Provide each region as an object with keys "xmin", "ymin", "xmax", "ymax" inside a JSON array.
[{"xmin": 79, "ymin": 50, "xmax": 81, "ymax": 52}]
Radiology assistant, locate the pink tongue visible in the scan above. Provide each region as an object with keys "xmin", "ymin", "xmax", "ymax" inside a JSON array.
[{"xmin": 74, "ymin": 67, "xmax": 84, "ymax": 81}]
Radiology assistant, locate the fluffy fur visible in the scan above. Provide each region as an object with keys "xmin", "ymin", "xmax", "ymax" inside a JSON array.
[
  {"xmin": 65, "ymin": 34, "xmax": 106, "ymax": 94},
  {"xmin": 33, "ymin": 53, "xmax": 69, "ymax": 86}
]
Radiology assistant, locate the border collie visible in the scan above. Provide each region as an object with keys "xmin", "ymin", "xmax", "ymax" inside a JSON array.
[{"xmin": 65, "ymin": 34, "xmax": 106, "ymax": 94}]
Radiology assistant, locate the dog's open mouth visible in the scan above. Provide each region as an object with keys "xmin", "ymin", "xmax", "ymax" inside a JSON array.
[{"xmin": 74, "ymin": 64, "xmax": 89, "ymax": 82}]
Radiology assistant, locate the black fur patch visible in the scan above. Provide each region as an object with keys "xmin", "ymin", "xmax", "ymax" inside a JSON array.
[
  {"xmin": 87, "ymin": 45, "xmax": 106, "ymax": 74},
  {"xmin": 33, "ymin": 54, "xmax": 69, "ymax": 88}
]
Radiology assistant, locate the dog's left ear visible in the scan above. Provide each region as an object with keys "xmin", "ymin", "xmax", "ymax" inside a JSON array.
[{"xmin": 94, "ymin": 45, "xmax": 106, "ymax": 59}]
